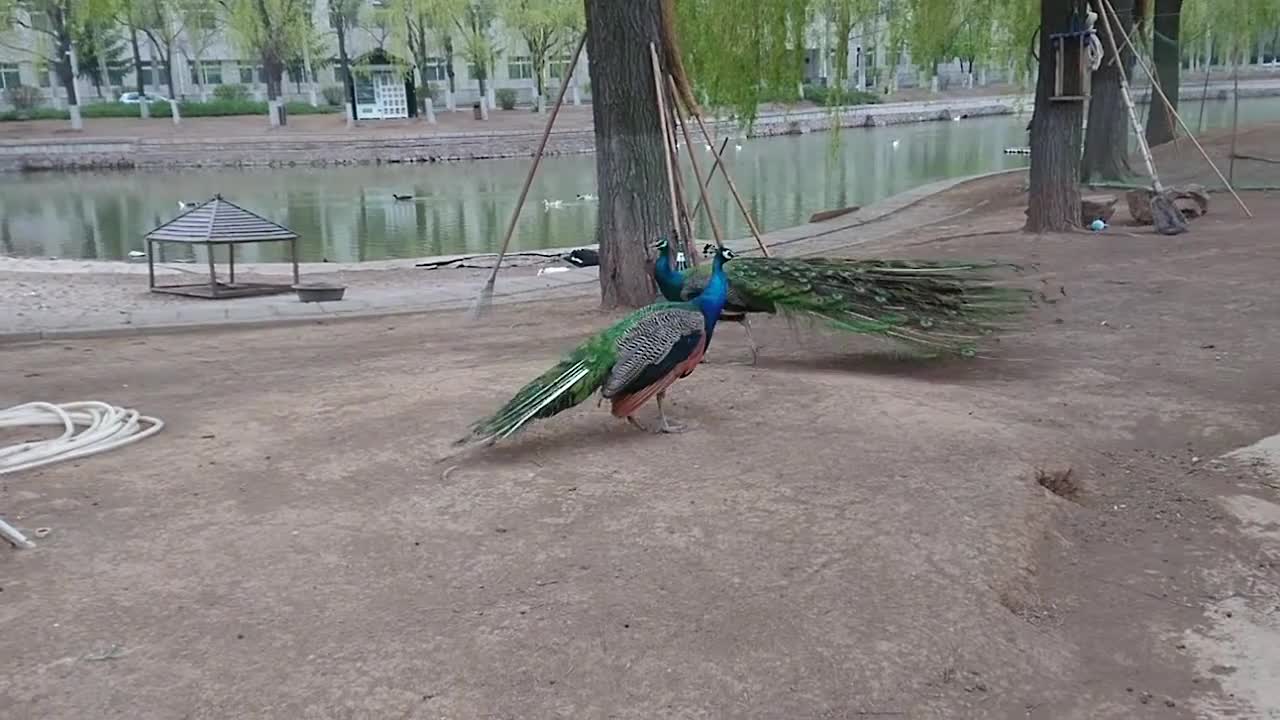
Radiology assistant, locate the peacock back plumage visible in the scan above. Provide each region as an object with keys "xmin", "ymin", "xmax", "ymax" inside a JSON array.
[{"xmin": 680, "ymin": 251, "xmax": 1031, "ymax": 356}]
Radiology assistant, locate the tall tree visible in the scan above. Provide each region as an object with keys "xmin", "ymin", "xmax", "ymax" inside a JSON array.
[
  {"xmin": 1083, "ymin": 0, "xmax": 1136, "ymax": 182},
  {"xmin": 139, "ymin": 0, "xmax": 186, "ymax": 100},
  {"xmin": 0, "ymin": 0, "xmax": 89, "ymax": 124},
  {"xmin": 328, "ymin": 0, "xmax": 360, "ymax": 118},
  {"xmin": 503, "ymin": 0, "xmax": 580, "ymax": 112},
  {"xmin": 391, "ymin": 0, "xmax": 463, "ymax": 108},
  {"xmin": 75, "ymin": 15, "xmax": 127, "ymax": 98},
  {"xmin": 1144, "ymin": 0, "xmax": 1182, "ymax": 146},
  {"xmin": 1026, "ymin": 0, "xmax": 1086, "ymax": 232},
  {"xmin": 584, "ymin": 0, "xmax": 677, "ymax": 307},
  {"xmin": 222, "ymin": 0, "xmax": 310, "ymax": 124},
  {"xmin": 181, "ymin": 0, "xmax": 222, "ymax": 101},
  {"xmin": 456, "ymin": 0, "xmax": 498, "ymax": 116}
]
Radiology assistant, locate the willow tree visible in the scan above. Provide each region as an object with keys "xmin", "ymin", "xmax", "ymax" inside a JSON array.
[
  {"xmin": 0, "ymin": 0, "xmax": 97, "ymax": 127},
  {"xmin": 389, "ymin": 0, "xmax": 463, "ymax": 107},
  {"xmin": 456, "ymin": 0, "xmax": 498, "ymax": 116},
  {"xmin": 503, "ymin": 0, "xmax": 581, "ymax": 112},
  {"xmin": 221, "ymin": 0, "xmax": 310, "ymax": 125},
  {"xmin": 1083, "ymin": 0, "xmax": 1137, "ymax": 182}
]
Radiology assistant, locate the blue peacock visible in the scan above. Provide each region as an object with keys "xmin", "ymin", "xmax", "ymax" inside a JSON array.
[
  {"xmin": 460, "ymin": 246, "xmax": 734, "ymax": 445},
  {"xmin": 652, "ymin": 237, "xmax": 1031, "ymax": 360}
]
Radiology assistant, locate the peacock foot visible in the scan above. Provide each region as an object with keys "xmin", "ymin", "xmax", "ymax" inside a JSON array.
[{"xmin": 658, "ymin": 419, "xmax": 688, "ymax": 434}]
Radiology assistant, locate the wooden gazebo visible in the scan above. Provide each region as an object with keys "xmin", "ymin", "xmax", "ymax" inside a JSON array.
[{"xmin": 145, "ymin": 195, "xmax": 300, "ymax": 299}]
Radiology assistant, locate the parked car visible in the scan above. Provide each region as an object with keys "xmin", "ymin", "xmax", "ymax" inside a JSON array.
[{"xmin": 119, "ymin": 92, "xmax": 169, "ymax": 104}]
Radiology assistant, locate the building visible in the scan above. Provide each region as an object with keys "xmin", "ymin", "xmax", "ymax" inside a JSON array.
[{"xmin": 0, "ymin": 3, "xmax": 590, "ymax": 117}]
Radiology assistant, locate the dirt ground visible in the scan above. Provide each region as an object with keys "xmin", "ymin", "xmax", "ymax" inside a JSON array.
[{"xmin": 3, "ymin": 173, "xmax": 1280, "ymax": 718}]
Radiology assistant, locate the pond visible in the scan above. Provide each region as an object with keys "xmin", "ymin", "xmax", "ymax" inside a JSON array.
[{"xmin": 3, "ymin": 96, "xmax": 1278, "ymax": 263}]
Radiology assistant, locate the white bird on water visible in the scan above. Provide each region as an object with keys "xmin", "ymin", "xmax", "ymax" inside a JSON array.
[
  {"xmin": 543, "ymin": 199, "xmax": 565, "ymax": 210},
  {"xmin": 734, "ymin": 142, "xmax": 744, "ymax": 151},
  {"xmin": 576, "ymin": 193, "xmax": 597, "ymax": 202},
  {"xmin": 891, "ymin": 139, "xmax": 901, "ymax": 149},
  {"xmin": 177, "ymin": 200, "xmax": 199, "ymax": 210}
]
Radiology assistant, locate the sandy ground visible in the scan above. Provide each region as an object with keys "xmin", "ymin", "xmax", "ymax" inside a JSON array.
[{"xmin": 3, "ymin": 169, "xmax": 1280, "ymax": 717}]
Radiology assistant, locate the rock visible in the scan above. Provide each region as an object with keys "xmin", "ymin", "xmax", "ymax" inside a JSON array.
[
  {"xmin": 1126, "ymin": 185, "xmax": 1210, "ymax": 226},
  {"xmin": 1081, "ymin": 194, "xmax": 1117, "ymax": 225},
  {"xmin": 1171, "ymin": 184, "xmax": 1210, "ymax": 218}
]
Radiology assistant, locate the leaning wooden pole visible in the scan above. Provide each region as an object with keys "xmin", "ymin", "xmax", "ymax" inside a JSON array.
[
  {"xmin": 1102, "ymin": 0, "xmax": 1252, "ymax": 217},
  {"xmin": 689, "ymin": 137, "xmax": 730, "ymax": 220},
  {"xmin": 690, "ymin": 114, "xmax": 771, "ymax": 257},
  {"xmin": 668, "ymin": 75, "xmax": 725, "ymax": 250},
  {"xmin": 649, "ymin": 43, "xmax": 685, "ymax": 257},
  {"xmin": 470, "ymin": 32, "xmax": 588, "ymax": 318}
]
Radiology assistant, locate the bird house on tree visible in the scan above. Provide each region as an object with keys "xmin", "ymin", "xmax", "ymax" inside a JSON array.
[{"xmin": 1049, "ymin": 30, "xmax": 1092, "ymax": 101}]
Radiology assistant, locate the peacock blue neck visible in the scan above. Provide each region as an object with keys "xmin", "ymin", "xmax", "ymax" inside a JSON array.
[
  {"xmin": 693, "ymin": 252, "xmax": 730, "ymax": 343},
  {"xmin": 653, "ymin": 241, "xmax": 686, "ymax": 302}
]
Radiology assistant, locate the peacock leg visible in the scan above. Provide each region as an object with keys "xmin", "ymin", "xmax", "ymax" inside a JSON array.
[
  {"xmin": 739, "ymin": 316, "xmax": 760, "ymax": 365},
  {"xmin": 625, "ymin": 416, "xmax": 651, "ymax": 432},
  {"xmin": 655, "ymin": 392, "xmax": 687, "ymax": 434}
]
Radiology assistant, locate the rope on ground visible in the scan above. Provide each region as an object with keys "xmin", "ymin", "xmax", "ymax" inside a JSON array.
[{"xmin": 1, "ymin": 401, "xmax": 164, "ymax": 548}]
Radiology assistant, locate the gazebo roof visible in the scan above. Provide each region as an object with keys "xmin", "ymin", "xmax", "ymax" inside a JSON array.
[{"xmin": 145, "ymin": 195, "xmax": 298, "ymax": 244}]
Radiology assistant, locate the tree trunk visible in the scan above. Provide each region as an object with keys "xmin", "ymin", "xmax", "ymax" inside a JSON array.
[
  {"xmin": 1083, "ymin": 0, "xmax": 1135, "ymax": 182},
  {"xmin": 335, "ymin": 21, "xmax": 355, "ymax": 120},
  {"xmin": 444, "ymin": 36, "xmax": 456, "ymax": 93},
  {"xmin": 1144, "ymin": 0, "xmax": 1182, "ymax": 146},
  {"xmin": 129, "ymin": 25, "xmax": 149, "ymax": 118},
  {"xmin": 584, "ymin": 0, "xmax": 671, "ymax": 308},
  {"xmin": 1025, "ymin": 0, "xmax": 1085, "ymax": 232},
  {"xmin": 163, "ymin": 46, "xmax": 176, "ymax": 101}
]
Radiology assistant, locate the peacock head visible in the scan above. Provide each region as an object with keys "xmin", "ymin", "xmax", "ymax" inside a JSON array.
[{"xmin": 702, "ymin": 243, "xmax": 737, "ymax": 261}]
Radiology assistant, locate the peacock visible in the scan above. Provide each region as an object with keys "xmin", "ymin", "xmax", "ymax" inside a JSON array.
[
  {"xmin": 459, "ymin": 246, "xmax": 733, "ymax": 446},
  {"xmin": 652, "ymin": 237, "xmax": 1031, "ymax": 360}
]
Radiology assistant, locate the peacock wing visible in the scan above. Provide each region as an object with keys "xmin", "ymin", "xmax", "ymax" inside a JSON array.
[{"xmin": 601, "ymin": 308, "xmax": 706, "ymax": 399}]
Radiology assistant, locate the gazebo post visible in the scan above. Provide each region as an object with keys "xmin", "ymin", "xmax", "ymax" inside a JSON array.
[
  {"xmin": 229, "ymin": 244, "xmax": 236, "ymax": 285},
  {"xmin": 206, "ymin": 241, "xmax": 217, "ymax": 296},
  {"xmin": 147, "ymin": 239, "xmax": 155, "ymax": 290},
  {"xmin": 291, "ymin": 237, "xmax": 300, "ymax": 286}
]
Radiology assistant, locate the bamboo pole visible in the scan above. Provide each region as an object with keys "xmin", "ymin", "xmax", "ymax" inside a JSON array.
[
  {"xmin": 688, "ymin": 137, "xmax": 729, "ymax": 220},
  {"xmin": 469, "ymin": 32, "xmax": 588, "ymax": 318},
  {"xmin": 1101, "ymin": 0, "xmax": 1253, "ymax": 217},
  {"xmin": 667, "ymin": 75, "xmax": 725, "ymax": 250},
  {"xmin": 649, "ymin": 43, "xmax": 685, "ymax": 255},
  {"xmin": 658, "ymin": 78, "xmax": 697, "ymax": 264},
  {"xmin": 689, "ymin": 113, "xmax": 771, "ymax": 257},
  {"xmin": 1093, "ymin": 0, "xmax": 1179, "ymax": 220}
]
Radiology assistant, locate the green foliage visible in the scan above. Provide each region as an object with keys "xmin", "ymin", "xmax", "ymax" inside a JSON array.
[
  {"xmin": 501, "ymin": 0, "xmax": 581, "ymax": 96},
  {"xmin": 1182, "ymin": 0, "xmax": 1280, "ymax": 60},
  {"xmin": 213, "ymin": 83, "xmax": 251, "ymax": 101},
  {"xmin": 677, "ymin": 0, "xmax": 811, "ymax": 124},
  {"xmin": 495, "ymin": 86, "xmax": 517, "ymax": 109},
  {"xmin": 801, "ymin": 84, "xmax": 879, "ymax": 106},
  {"xmin": 4, "ymin": 85, "xmax": 43, "ymax": 112},
  {"xmin": 0, "ymin": 99, "xmax": 338, "ymax": 121},
  {"xmin": 321, "ymin": 84, "xmax": 348, "ymax": 105},
  {"xmin": 456, "ymin": 0, "xmax": 501, "ymax": 83}
]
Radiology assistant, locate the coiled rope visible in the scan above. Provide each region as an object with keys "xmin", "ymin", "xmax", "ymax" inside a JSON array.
[{"xmin": 1, "ymin": 401, "xmax": 163, "ymax": 548}]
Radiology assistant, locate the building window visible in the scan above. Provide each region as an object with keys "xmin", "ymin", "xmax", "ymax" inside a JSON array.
[
  {"xmin": 37, "ymin": 64, "xmax": 50, "ymax": 87},
  {"xmin": 422, "ymin": 57, "xmax": 447, "ymax": 82},
  {"xmin": 190, "ymin": 60, "xmax": 222, "ymax": 85},
  {"xmin": 548, "ymin": 56, "xmax": 573, "ymax": 80},
  {"xmin": 28, "ymin": 11, "xmax": 51, "ymax": 33},
  {"xmin": 108, "ymin": 64, "xmax": 127, "ymax": 86},
  {"xmin": 192, "ymin": 10, "xmax": 217, "ymax": 30},
  {"xmin": 467, "ymin": 63, "xmax": 483, "ymax": 80},
  {"xmin": 0, "ymin": 63, "xmax": 20, "ymax": 90},
  {"xmin": 239, "ymin": 64, "xmax": 263, "ymax": 84},
  {"xmin": 507, "ymin": 55, "xmax": 532, "ymax": 80}
]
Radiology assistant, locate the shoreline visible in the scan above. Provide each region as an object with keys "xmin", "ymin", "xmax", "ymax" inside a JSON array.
[{"xmin": 4, "ymin": 79, "xmax": 1278, "ymax": 173}]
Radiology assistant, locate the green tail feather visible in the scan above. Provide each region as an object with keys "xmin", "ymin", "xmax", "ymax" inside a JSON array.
[
  {"xmin": 459, "ymin": 303, "xmax": 682, "ymax": 445},
  {"xmin": 684, "ymin": 257, "xmax": 1032, "ymax": 356}
]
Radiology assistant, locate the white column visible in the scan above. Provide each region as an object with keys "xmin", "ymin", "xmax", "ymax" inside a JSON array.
[
  {"xmin": 304, "ymin": 42, "xmax": 318, "ymax": 106},
  {"xmin": 424, "ymin": 96, "xmax": 436, "ymax": 124}
]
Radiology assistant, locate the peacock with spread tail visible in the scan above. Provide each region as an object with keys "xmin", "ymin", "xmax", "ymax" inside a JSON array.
[
  {"xmin": 459, "ymin": 246, "xmax": 733, "ymax": 446},
  {"xmin": 652, "ymin": 237, "xmax": 1031, "ymax": 360}
]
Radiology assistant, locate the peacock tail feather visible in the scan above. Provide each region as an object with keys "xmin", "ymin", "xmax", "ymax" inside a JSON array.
[
  {"xmin": 680, "ymin": 256, "xmax": 1031, "ymax": 356},
  {"xmin": 459, "ymin": 302, "xmax": 691, "ymax": 445}
]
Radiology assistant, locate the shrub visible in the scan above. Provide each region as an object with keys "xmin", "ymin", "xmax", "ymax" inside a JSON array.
[
  {"xmin": 321, "ymin": 84, "xmax": 347, "ymax": 106},
  {"xmin": 3, "ymin": 99, "xmax": 338, "ymax": 121},
  {"xmin": 5, "ymin": 85, "xmax": 43, "ymax": 114},
  {"xmin": 802, "ymin": 84, "xmax": 880, "ymax": 107},
  {"xmin": 495, "ymin": 87, "xmax": 517, "ymax": 110},
  {"xmin": 213, "ymin": 83, "xmax": 251, "ymax": 102}
]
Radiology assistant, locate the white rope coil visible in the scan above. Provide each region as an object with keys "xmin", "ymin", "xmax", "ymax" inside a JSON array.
[
  {"xmin": 1, "ymin": 401, "xmax": 163, "ymax": 548},
  {"xmin": 0, "ymin": 401, "xmax": 164, "ymax": 475}
]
